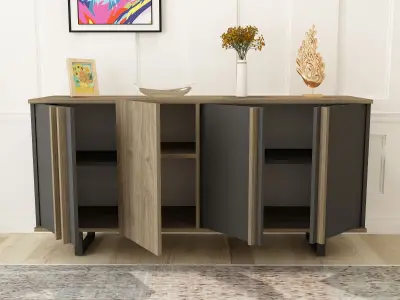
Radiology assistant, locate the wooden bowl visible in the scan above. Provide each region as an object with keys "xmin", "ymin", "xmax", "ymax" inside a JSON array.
[{"xmin": 139, "ymin": 86, "xmax": 192, "ymax": 97}]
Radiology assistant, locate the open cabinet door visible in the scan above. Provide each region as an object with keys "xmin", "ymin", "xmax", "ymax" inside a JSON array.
[
  {"xmin": 116, "ymin": 101, "xmax": 162, "ymax": 256},
  {"xmin": 56, "ymin": 106, "xmax": 80, "ymax": 249},
  {"xmin": 200, "ymin": 104, "xmax": 263, "ymax": 245},
  {"xmin": 32, "ymin": 104, "xmax": 62, "ymax": 238},
  {"xmin": 310, "ymin": 105, "xmax": 368, "ymax": 255}
]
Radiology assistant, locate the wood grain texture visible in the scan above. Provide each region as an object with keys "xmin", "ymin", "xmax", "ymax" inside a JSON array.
[
  {"xmin": 56, "ymin": 108, "xmax": 71, "ymax": 244},
  {"xmin": 227, "ymin": 237, "xmax": 255, "ymax": 264},
  {"xmin": 195, "ymin": 104, "xmax": 201, "ymax": 228},
  {"xmin": 49, "ymin": 107, "xmax": 62, "ymax": 240},
  {"xmin": 117, "ymin": 101, "xmax": 162, "ymax": 256},
  {"xmin": 247, "ymin": 108, "xmax": 263, "ymax": 245},
  {"xmin": 29, "ymin": 95, "xmax": 373, "ymax": 105},
  {"xmin": 317, "ymin": 107, "xmax": 329, "ymax": 245},
  {"xmin": 2, "ymin": 233, "xmax": 399, "ymax": 265}
]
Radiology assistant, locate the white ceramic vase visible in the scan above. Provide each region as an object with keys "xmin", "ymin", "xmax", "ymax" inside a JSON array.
[{"xmin": 236, "ymin": 60, "xmax": 247, "ymax": 97}]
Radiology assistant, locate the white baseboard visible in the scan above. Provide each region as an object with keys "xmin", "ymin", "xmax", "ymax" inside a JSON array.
[{"xmin": 366, "ymin": 217, "xmax": 400, "ymax": 234}]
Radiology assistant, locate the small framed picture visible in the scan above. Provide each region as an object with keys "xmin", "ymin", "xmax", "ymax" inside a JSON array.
[
  {"xmin": 67, "ymin": 58, "xmax": 99, "ymax": 97},
  {"xmin": 68, "ymin": 0, "xmax": 162, "ymax": 33}
]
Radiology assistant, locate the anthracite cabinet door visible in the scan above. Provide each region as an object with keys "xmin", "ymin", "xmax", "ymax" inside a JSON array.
[
  {"xmin": 62, "ymin": 107, "xmax": 79, "ymax": 247},
  {"xmin": 310, "ymin": 105, "xmax": 367, "ymax": 247},
  {"xmin": 200, "ymin": 104, "xmax": 263, "ymax": 245},
  {"xmin": 32, "ymin": 104, "xmax": 56, "ymax": 234},
  {"xmin": 32, "ymin": 105, "xmax": 78, "ymax": 244}
]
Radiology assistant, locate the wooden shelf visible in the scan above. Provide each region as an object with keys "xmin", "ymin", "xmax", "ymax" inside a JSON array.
[
  {"xmin": 78, "ymin": 205, "xmax": 197, "ymax": 232},
  {"xmin": 265, "ymin": 149, "xmax": 312, "ymax": 164},
  {"xmin": 75, "ymin": 144, "xmax": 197, "ymax": 165},
  {"xmin": 76, "ymin": 151, "xmax": 117, "ymax": 166},
  {"xmin": 264, "ymin": 206, "xmax": 310, "ymax": 229},
  {"xmin": 161, "ymin": 142, "xmax": 196, "ymax": 159}
]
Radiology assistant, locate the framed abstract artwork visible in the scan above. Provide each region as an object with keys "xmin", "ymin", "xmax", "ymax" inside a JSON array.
[
  {"xmin": 68, "ymin": 0, "xmax": 162, "ymax": 32},
  {"xmin": 67, "ymin": 58, "xmax": 100, "ymax": 97}
]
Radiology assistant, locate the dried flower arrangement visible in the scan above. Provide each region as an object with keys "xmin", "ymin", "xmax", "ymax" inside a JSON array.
[{"xmin": 221, "ymin": 26, "xmax": 265, "ymax": 60}]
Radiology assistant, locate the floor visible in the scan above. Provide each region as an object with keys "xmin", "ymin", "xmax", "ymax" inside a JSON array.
[{"xmin": 0, "ymin": 233, "xmax": 399, "ymax": 265}]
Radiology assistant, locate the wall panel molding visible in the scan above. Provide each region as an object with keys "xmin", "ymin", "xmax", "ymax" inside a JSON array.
[
  {"xmin": 371, "ymin": 112, "xmax": 400, "ymax": 123},
  {"xmin": 370, "ymin": 134, "xmax": 388, "ymax": 195},
  {"xmin": 285, "ymin": 0, "xmax": 293, "ymax": 94},
  {"xmin": 34, "ymin": 1, "xmax": 42, "ymax": 98},
  {"xmin": 384, "ymin": 0, "xmax": 396, "ymax": 99},
  {"xmin": 337, "ymin": 0, "xmax": 395, "ymax": 99}
]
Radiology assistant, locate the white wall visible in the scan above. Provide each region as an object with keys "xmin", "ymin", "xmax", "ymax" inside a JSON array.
[{"xmin": 1, "ymin": 0, "xmax": 399, "ymax": 233}]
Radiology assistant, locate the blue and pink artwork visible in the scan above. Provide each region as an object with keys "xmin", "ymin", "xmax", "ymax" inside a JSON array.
[
  {"xmin": 69, "ymin": 0, "xmax": 161, "ymax": 32},
  {"xmin": 78, "ymin": 0, "xmax": 152, "ymax": 24}
]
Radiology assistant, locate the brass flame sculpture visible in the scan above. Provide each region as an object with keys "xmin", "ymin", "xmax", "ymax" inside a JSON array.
[{"xmin": 296, "ymin": 25, "xmax": 325, "ymax": 89}]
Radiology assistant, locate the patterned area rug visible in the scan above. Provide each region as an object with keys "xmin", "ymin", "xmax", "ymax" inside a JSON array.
[{"xmin": 0, "ymin": 265, "xmax": 399, "ymax": 299}]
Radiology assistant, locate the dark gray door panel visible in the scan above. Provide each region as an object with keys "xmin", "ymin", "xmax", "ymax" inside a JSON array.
[
  {"xmin": 200, "ymin": 104, "xmax": 263, "ymax": 244},
  {"xmin": 34, "ymin": 104, "xmax": 54, "ymax": 232},
  {"xmin": 65, "ymin": 108, "xmax": 79, "ymax": 247},
  {"xmin": 324, "ymin": 104, "xmax": 366, "ymax": 238}
]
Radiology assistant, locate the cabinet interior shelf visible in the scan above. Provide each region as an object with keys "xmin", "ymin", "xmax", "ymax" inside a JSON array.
[
  {"xmin": 263, "ymin": 206, "xmax": 310, "ymax": 229},
  {"xmin": 78, "ymin": 206, "xmax": 119, "ymax": 231},
  {"xmin": 76, "ymin": 151, "xmax": 117, "ymax": 166},
  {"xmin": 161, "ymin": 142, "xmax": 196, "ymax": 159},
  {"xmin": 78, "ymin": 205, "xmax": 197, "ymax": 232},
  {"xmin": 78, "ymin": 205, "xmax": 311, "ymax": 232},
  {"xmin": 265, "ymin": 149, "xmax": 312, "ymax": 164},
  {"xmin": 75, "ymin": 142, "xmax": 196, "ymax": 166}
]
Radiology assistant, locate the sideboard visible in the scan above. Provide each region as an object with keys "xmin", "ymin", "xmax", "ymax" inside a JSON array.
[{"xmin": 29, "ymin": 95, "xmax": 372, "ymax": 256}]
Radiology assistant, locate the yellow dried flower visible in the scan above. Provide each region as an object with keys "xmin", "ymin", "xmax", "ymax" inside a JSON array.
[{"xmin": 221, "ymin": 25, "xmax": 265, "ymax": 60}]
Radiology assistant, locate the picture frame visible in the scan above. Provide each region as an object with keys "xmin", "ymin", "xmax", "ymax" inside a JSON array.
[
  {"xmin": 68, "ymin": 0, "xmax": 162, "ymax": 33},
  {"xmin": 67, "ymin": 58, "xmax": 100, "ymax": 97}
]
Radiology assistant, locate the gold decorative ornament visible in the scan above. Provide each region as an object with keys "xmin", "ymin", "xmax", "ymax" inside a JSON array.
[{"xmin": 296, "ymin": 25, "xmax": 325, "ymax": 94}]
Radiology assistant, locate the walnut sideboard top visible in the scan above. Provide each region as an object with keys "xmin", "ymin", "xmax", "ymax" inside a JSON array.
[{"xmin": 29, "ymin": 95, "xmax": 373, "ymax": 105}]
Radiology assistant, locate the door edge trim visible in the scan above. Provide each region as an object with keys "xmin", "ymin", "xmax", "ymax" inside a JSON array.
[
  {"xmin": 317, "ymin": 107, "xmax": 330, "ymax": 245},
  {"xmin": 56, "ymin": 107, "xmax": 71, "ymax": 244},
  {"xmin": 49, "ymin": 106, "xmax": 62, "ymax": 240},
  {"xmin": 248, "ymin": 107, "xmax": 262, "ymax": 245}
]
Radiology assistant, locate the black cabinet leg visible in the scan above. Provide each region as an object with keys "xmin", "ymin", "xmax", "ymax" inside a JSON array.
[
  {"xmin": 75, "ymin": 232, "xmax": 95, "ymax": 256},
  {"xmin": 316, "ymin": 244, "xmax": 326, "ymax": 256},
  {"xmin": 305, "ymin": 232, "xmax": 310, "ymax": 241}
]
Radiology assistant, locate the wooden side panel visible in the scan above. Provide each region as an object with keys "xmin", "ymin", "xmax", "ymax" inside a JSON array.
[
  {"xmin": 116, "ymin": 100, "xmax": 162, "ymax": 256},
  {"xmin": 49, "ymin": 107, "xmax": 62, "ymax": 240},
  {"xmin": 57, "ymin": 108, "xmax": 71, "ymax": 244}
]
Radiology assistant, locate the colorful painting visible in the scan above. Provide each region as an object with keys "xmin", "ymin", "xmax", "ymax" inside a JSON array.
[
  {"xmin": 67, "ymin": 59, "xmax": 99, "ymax": 97},
  {"xmin": 78, "ymin": 0, "xmax": 152, "ymax": 25},
  {"xmin": 68, "ymin": 0, "xmax": 161, "ymax": 32},
  {"xmin": 72, "ymin": 63, "xmax": 95, "ymax": 93}
]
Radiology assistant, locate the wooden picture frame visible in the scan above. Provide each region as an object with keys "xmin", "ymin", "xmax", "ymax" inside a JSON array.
[
  {"xmin": 67, "ymin": 58, "xmax": 100, "ymax": 97},
  {"xmin": 68, "ymin": 0, "xmax": 162, "ymax": 33}
]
